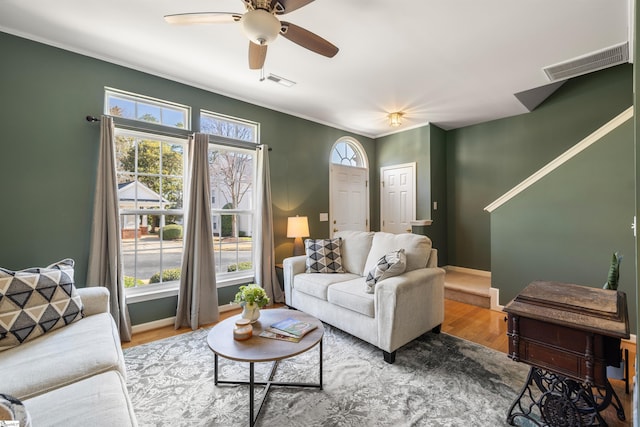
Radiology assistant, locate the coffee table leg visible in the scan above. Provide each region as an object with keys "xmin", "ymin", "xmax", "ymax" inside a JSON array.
[
  {"xmin": 249, "ymin": 362, "xmax": 255, "ymax": 427},
  {"xmin": 319, "ymin": 338, "xmax": 323, "ymax": 390},
  {"xmin": 214, "ymin": 354, "xmax": 218, "ymax": 385}
]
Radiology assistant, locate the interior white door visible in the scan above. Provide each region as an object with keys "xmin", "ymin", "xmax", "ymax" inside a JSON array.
[
  {"xmin": 330, "ymin": 164, "xmax": 369, "ymax": 236},
  {"xmin": 380, "ymin": 163, "xmax": 416, "ymax": 234}
]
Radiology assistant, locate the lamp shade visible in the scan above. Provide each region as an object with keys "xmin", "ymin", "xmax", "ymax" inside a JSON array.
[{"xmin": 287, "ymin": 216, "xmax": 309, "ymax": 238}]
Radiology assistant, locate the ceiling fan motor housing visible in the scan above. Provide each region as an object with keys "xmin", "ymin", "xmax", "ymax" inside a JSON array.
[{"xmin": 241, "ymin": 9, "xmax": 280, "ymax": 45}]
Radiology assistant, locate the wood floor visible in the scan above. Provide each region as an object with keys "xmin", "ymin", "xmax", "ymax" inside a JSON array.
[{"xmin": 123, "ymin": 299, "xmax": 634, "ymax": 426}]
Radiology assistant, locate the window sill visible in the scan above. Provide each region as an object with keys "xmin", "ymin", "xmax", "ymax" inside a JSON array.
[{"xmin": 125, "ymin": 272, "xmax": 255, "ymax": 304}]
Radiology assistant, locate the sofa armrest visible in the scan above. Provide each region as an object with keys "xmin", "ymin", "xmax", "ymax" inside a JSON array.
[
  {"xmin": 375, "ymin": 267, "xmax": 445, "ymax": 353},
  {"xmin": 426, "ymin": 248, "xmax": 438, "ymax": 268},
  {"xmin": 77, "ymin": 286, "xmax": 111, "ymax": 317},
  {"xmin": 283, "ymin": 255, "xmax": 306, "ymax": 306}
]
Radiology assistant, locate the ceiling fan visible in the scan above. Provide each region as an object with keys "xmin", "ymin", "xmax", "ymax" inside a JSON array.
[{"xmin": 164, "ymin": 0, "xmax": 339, "ymax": 70}]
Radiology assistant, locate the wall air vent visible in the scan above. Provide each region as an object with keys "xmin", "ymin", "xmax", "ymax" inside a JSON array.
[
  {"xmin": 543, "ymin": 42, "xmax": 629, "ymax": 82},
  {"xmin": 266, "ymin": 73, "xmax": 296, "ymax": 87}
]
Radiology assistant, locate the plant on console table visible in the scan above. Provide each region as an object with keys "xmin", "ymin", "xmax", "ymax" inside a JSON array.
[
  {"xmin": 234, "ymin": 284, "xmax": 270, "ymax": 323},
  {"xmin": 603, "ymin": 252, "xmax": 626, "ymax": 380}
]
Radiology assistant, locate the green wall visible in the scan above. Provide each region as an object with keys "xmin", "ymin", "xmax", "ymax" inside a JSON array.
[
  {"xmin": 446, "ymin": 64, "xmax": 633, "ymax": 271},
  {"xmin": 0, "ymin": 31, "xmax": 375, "ymax": 325},
  {"xmin": 491, "ymin": 120, "xmax": 635, "ymax": 330},
  {"xmin": 375, "ymin": 124, "xmax": 448, "ymax": 265}
]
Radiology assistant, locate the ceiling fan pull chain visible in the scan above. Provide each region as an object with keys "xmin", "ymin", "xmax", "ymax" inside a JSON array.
[{"xmin": 260, "ymin": 66, "xmax": 266, "ymax": 82}]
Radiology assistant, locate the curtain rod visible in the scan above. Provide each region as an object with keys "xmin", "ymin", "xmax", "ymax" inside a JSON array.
[{"xmin": 86, "ymin": 115, "xmax": 271, "ymax": 151}]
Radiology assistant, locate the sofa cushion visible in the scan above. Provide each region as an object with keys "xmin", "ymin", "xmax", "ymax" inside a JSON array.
[
  {"xmin": 0, "ymin": 259, "xmax": 84, "ymax": 352},
  {"xmin": 294, "ymin": 273, "xmax": 360, "ymax": 301},
  {"xmin": 327, "ymin": 278, "xmax": 375, "ymax": 317},
  {"xmin": 0, "ymin": 393, "xmax": 31, "ymax": 427},
  {"xmin": 24, "ymin": 371, "xmax": 137, "ymax": 427},
  {"xmin": 364, "ymin": 249, "xmax": 407, "ymax": 293},
  {"xmin": 364, "ymin": 232, "xmax": 432, "ymax": 274},
  {"xmin": 0, "ymin": 312, "xmax": 126, "ymax": 400},
  {"xmin": 334, "ymin": 230, "xmax": 374, "ymax": 275},
  {"xmin": 305, "ymin": 238, "xmax": 344, "ymax": 273}
]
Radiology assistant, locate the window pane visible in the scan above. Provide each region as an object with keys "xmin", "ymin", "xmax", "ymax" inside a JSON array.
[
  {"xmin": 115, "ymin": 128, "xmax": 186, "ymax": 290},
  {"xmin": 137, "ymin": 104, "xmax": 161, "ymax": 124},
  {"xmin": 212, "ymin": 213, "xmax": 253, "ymax": 274},
  {"xmin": 200, "ymin": 111, "xmax": 258, "ymax": 143},
  {"xmin": 105, "ymin": 89, "xmax": 190, "ymax": 130},
  {"xmin": 208, "ymin": 148, "xmax": 254, "ymax": 211}
]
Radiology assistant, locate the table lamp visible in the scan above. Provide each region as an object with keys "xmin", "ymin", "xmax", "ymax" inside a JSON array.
[{"xmin": 287, "ymin": 216, "xmax": 309, "ymax": 256}]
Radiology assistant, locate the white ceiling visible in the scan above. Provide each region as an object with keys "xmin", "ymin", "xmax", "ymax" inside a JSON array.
[{"xmin": 0, "ymin": 0, "xmax": 632, "ymax": 138}]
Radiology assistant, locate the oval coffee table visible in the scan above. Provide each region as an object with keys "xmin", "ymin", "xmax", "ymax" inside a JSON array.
[{"xmin": 207, "ymin": 308, "xmax": 324, "ymax": 426}]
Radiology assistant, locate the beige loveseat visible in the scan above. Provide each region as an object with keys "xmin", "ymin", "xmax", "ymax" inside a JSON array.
[
  {"xmin": 284, "ymin": 230, "xmax": 445, "ymax": 363},
  {"xmin": 0, "ymin": 287, "xmax": 137, "ymax": 426}
]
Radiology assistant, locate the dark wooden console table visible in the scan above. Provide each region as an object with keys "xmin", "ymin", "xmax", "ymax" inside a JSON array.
[{"xmin": 503, "ymin": 281, "xmax": 629, "ymax": 426}]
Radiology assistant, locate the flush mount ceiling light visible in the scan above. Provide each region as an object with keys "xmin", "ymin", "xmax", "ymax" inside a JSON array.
[{"xmin": 389, "ymin": 112, "xmax": 404, "ymax": 127}]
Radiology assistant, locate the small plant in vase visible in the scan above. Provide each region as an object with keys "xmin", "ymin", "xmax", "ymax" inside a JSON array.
[
  {"xmin": 603, "ymin": 252, "xmax": 626, "ymax": 380},
  {"xmin": 234, "ymin": 284, "xmax": 270, "ymax": 323}
]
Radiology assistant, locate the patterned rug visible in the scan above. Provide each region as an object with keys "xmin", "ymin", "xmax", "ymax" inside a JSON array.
[{"xmin": 124, "ymin": 324, "xmax": 530, "ymax": 426}]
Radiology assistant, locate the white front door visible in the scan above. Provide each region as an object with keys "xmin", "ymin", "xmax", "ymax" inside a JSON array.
[
  {"xmin": 330, "ymin": 164, "xmax": 369, "ymax": 236},
  {"xmin": 380, "ymin": 163, "xmax": 416, "ymax": 234}
]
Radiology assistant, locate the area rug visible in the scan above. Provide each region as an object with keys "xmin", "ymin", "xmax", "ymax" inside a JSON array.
[{"xmin": 124, "ymin": 324, "xmax": 530, "ymax": 426}]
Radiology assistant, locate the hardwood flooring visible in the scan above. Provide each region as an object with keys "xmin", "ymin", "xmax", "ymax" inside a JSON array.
[{"xmin": 123, "ymin": 299, "xmax": 634, "ymax": 426}]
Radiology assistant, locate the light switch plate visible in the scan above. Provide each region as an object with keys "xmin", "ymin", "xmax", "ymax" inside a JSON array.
[{"xmin": 319, "ymin": 213, "xmax": 328, "ymax": 222}]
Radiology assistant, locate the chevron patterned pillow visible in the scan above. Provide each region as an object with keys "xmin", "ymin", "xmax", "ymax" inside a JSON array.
[
  {"xmin": 0, "ymin": 258, "xmax": 84, "ymax": 352},
  {"xmin": 364, "ymin": 249, "xmax": 407, "ymax": 293},
  {"xmin": 304, "ymin": 238, "xmax": 344, "ymax": 273}
]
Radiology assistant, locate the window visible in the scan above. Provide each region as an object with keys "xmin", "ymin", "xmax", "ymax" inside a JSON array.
[
  {"xmin": 201, "ymin": 110, "xmax": 258, "ymax": 143},
  {"xmin": 331, "ymin": 137, "xmax": 367, "ymax": 167},
  {"xmin": 114, "ymin": 129, "xmax": 187, "ymax": 291},
  {"xmin": 202, "ymin": 111, "xmax": 259, "ymax": 284},
  {"xmin": 105, "ymin": 88, "xmax": 190, "ymax": 130}
]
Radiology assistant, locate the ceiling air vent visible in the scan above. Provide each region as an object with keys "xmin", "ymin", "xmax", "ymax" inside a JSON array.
[
  {"xmin": 266, "ymin": 73, "xmax": 296, "ymax": 87},
  {"xmin": 543, "ymin": 42, "xmax": 629, "ymax": 82}
]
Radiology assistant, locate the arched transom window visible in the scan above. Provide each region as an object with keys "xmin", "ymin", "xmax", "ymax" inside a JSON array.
[{"xmin": 331, "ymin": 137, "xmax": 367, "ymax": 168}]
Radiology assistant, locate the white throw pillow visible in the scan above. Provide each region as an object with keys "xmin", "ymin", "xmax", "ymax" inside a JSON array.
[
  {"xmin": 364, "ymin": 249, "xmax": 407, "ymax": 293},
  {"xmin": 364, "ymin": 232, "xmax": 431, "ymax": 274},
  {"xmin": 333, "ymin": 230, "xmax": 374, "ymax": 275}
]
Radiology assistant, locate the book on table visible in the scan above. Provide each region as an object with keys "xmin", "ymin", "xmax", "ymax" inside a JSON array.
[
  {"xmin": 270, "ymin": 317, "xmax": 317, "ymax": 338},
  {"xmin": 258, "ymin": 329, "xmax": 303, "ymax": 343}
]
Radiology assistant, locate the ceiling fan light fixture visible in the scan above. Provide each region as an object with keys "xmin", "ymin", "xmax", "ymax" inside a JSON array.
[
  {"xmin": 389, "ymin": 112, "xmax": 404, "ymax": 127},
  {"xmin": 241, "ymin": 9, "xmax": 280, "ymax": 45}
]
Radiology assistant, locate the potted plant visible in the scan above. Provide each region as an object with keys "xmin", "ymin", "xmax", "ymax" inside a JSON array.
[
  {"xmin": 234, "ymin": 284, "xmax": 270, "ymax": 323},
  {"xmin": 603, "ymin": 252, "xmax": 626, "ymax": 380}
]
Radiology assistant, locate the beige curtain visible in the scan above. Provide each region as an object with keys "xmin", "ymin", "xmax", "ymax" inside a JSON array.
[
  {"xmin": 175, "ymin": 133, "xmax": 219, "ymax": 329},
  {"xmin": 87, "ymin": 115, "xmax": 132, "ymax": 342},
  {"xmin": 255, "ymin": 145, "xmax": 283, "ymax": 303}
]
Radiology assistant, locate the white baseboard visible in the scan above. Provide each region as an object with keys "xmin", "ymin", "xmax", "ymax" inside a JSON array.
[
  {"xmin": 131, "ymin": 303, "xmax": 241, "ymax": 334},
  {"xmin": 444, "ymin": 265, "xmax": 491, "ymax": 278},
  {"xmin": 131, "ymin": 317, "xmax": 176, "ymax": 334}
]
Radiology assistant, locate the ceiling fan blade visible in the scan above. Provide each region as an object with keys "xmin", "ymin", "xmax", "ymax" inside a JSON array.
[
  {"xmin": 164, "ymin": 13, "xmax": 242, "ymax": 25},
  {"xmin": 280, "ymin": 22, "xmax": 339, "ymax": 58},
  {"xmin": 271, "ymin": 0, "xmax": 315, "ymax": 14},
  {"xmin": 249, "ymin": 42, "xmax": 268, "ymax": 69}
]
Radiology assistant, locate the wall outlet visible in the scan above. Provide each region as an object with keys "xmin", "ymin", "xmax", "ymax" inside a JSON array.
[
  {"xmin": 319, "ymin": 213, "xmax": 329, "ymax": 222},
  {"xmin": 433, "ymin": 201, "xmax": 438, "ymax": 210}
]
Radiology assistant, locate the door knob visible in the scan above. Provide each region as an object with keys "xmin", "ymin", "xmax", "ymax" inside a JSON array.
[
  {"xmin": 333, "ymin": 228, "xmax": 338, "ymax": 233},
  {"xmin": 406, "ymin": 228, "xmax": 411, "ymax": 233}
]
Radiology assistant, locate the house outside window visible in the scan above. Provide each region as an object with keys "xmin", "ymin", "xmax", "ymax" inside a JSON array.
[{"xmin": 201, "ymin": 111, "xmax": 259, "ymax": 284}]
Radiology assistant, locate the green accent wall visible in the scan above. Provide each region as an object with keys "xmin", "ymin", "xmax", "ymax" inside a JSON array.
[
  {"xmin": 0, "ymin": 31, "xmax": 375, "ymax": 325},
  {"xmin": 491, "ymin": 120, "xmax": 635, "ymax": 330},
  {"xmin": 446, "ymin": 64, "xmax": 633, "ymax": 271}
]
